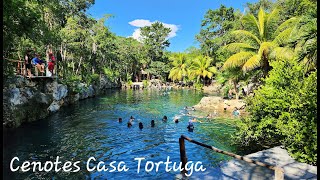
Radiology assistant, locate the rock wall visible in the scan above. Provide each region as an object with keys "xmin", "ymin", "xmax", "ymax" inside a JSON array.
[{"xmin": 3, "ymin": 75, "xmax": 121, "ymax": 128}]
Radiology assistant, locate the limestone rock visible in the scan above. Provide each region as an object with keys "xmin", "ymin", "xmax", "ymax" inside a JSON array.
[
  {"xmin": 9, "ymin": 88, "xmax": 28, "ymax": 106},
  {"xmin": 53, "ymin": 84, "xmax": 68, "ymax": 101},
  {"xmin": 88, "ymin": 85, "xmax": 95, "ymax": 97},
  {"xmin": 35, "ymin": 92, "xmax": 51, "ymax": 105},
  {"xmin": 48, "ymin": 100, "xmax": 63, "ymax": 113}
]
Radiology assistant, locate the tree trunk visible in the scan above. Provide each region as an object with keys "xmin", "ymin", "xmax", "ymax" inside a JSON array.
[
  {"xmin": 234, "ymin": 80, "xmax": 239, "ymax": 100},
  {"xmin": 76, "ymin": 57, "xmax": 83, "ymax": 75}
]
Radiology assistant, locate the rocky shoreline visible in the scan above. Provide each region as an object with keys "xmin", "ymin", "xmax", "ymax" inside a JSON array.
[{"xmin": 3, "ymin": 75, "xmax": 120, "ymax": 128}]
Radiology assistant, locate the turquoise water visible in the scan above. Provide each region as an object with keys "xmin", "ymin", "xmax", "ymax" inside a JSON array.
[{"xmin": 3, "ymin": 89, "xmax": 240, "ymax": 179}]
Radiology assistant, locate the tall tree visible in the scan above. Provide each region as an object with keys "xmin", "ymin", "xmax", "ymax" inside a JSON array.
[
  {"xmin": 140, "ymin": 22, "xmax": 171, "ymax": 62},
  {"xmin": 196, "ymin": 5, "xmax": 239, "ymax": 58},
  {"xmin": 140, "ymin": 22, "xmax": 171, "ymax": 80}
]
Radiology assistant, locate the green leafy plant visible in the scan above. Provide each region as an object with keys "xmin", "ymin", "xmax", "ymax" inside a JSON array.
[
  {"xmin": 233, "ymin": 58, "xmax": 317, "ymax": 165},
  {"xmin": 142, "ymin": 80, "xmax": 149, "ymax": 87}
]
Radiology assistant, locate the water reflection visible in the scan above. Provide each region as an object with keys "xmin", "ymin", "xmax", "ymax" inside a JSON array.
[{"xmin": 3, "ymin": 89, "xmax": 240, "ymax": 179}]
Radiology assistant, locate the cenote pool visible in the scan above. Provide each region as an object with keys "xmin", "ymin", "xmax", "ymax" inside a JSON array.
[{"xmin": 3, "ymin": 89, "xmax": 242, "ymax": 179}]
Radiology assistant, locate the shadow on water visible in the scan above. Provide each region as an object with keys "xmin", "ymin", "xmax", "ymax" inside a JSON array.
[{"xmin": 3, "ymin": 89, "xmax": 242, "ymax": 179}]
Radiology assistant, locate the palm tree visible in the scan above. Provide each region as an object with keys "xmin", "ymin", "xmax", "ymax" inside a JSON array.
[
  {"xmin": 168, "ymin": 53, "xmax": 190, "ymax": 82},
  {"xmin": 190, "ymin": 55, "xmax": 217, "ymax": 85},
  {"xmin": 222, "ymin": 8, "xmax": 295, "ymax": 76},
  {"xmin": 270, "ymin": 15, "xmax": 317, "ymax": 74},
  {"xmin": 290, "ymin": 16, "xmax": 317, "ymax": 73}
]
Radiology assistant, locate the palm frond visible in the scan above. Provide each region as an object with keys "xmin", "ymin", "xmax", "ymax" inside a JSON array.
[
  {"xmin": 224, "ymin": 43, "xmax": 257, "ymax": 53},
  {"xmin": 222, "ymin": 51, "xmax": 255, "ymax": 70},
  {"xmin": 273, "ymin": 27, "xmax": 294, "ymax": 46},
  {"xmin": 232, "ymin": 30, "xmax": 261, "ymax": 45},
  {"xmin": 258, "ymin": 8, "xmax": 266, "ymax": 39},
  {"xmin": 242, "ymin": 55, "xmax": 261, "ymax": 72},
  {"xmin": 241, "ymin": 14, "xmax": 260, "ymax": 37},
  {"xmin": 274, "ymin": 17, "xmax": 299, "ymax": 35},
  {"xmin": 265, "ymin": 8, "xmax": 280, "ymax": 39},
  {"xmin": 270, "ymin": 47, "xmax": 295, "ymax": 60},
  {"xmin": 257, "ymin": 42, "xmax": 276, "ymax": 59},
  {"xmin": 208, "ymin": 66, "xmax": 218, "ymax": 74}
]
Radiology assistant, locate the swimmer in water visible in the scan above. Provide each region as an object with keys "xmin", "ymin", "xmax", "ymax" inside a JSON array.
[
  {"xmin": 151, "ymin": 120, "xmax": 155, "ymax": 127},
  {"xmin": 129, "ymin": 116, "xmax": 135, "ymax": 122},
  {"xmin": 139, "ymin": 122, "xmax": 144, "ymax": 129},
  {"xmin": 162, "ymin": 115, "xmax": 168, "ymax": 122},
  {"xmin": 187, "ymin": 119, "xmax": 194, "ymax": 132},
  {"xmin": 118, "ymin": 118, "xmax": 122, "ymax": 123},
  {"xmin": 127, "ymin": 121, "xmax": 132, "ymax": 127},
  {"xmin": 174, "ymin": 118, "xmax": 179, "ymax": 123}
]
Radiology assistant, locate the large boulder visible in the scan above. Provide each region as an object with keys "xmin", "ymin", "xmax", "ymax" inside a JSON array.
[
  {"xmin": 88, "ymin": 85, "xmax": 95, "ymax": 97},
  {"xmin": 53, "ymin": 83, "xmax": 68, "ymax": 101},
  {"xmin": 47, "ymin": 100, "xmax": 63, "ymax": 113},
  {"xmin": 64, "ymin": 93, "xmax": 80, "ymax": 105},
  {"xmin": 35, "ymin": 92, "xmax": 51, "ymax": 105},
  {"xmin": 9, "ymin": 88, "xmax": 28, "ymax": 106},
  {"xmin": 78, "ymin": 83, "xmax": 89, "ymax": 100}
]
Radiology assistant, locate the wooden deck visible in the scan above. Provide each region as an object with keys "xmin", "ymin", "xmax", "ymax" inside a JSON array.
[{"xmin": 26, "ymin": 76, "xmax": 58, "ymax": 79}]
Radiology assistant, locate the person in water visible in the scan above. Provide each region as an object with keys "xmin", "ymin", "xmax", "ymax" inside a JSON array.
[
  {"xmin": 130, "ymin": 116, "xmax": 135, "ymax": 122},
  {"xmin": 187, "ymin": 119, "xmax": 194, "ymax": 132},
  {"xmin": 151, "ymin": 120, "xmax": 155, "ymax": 127},
  {"xmin": 191, "ymin": 107, "xmax": 195, "ymax": 111},
  {"xmin": 118, "ymin": 118, "xmax": 122, "ymax": 123},
  {"xmin": 139, "ymin": 122, "xmax": 143, "ymax": 129},
  {"xmin": 232, "ymin": 108, "xmax": 240, "ymax": 117},
  {"xmin": 127, "ymin": 121, "xmax": 132, "ymax": 127},
  {"xmin": 162, "ymin": 115, "xmax": 168, "ymax": 122},
  {"xmin": 174, "ymin": 118, "xmax": 179, "ymax": 123}
]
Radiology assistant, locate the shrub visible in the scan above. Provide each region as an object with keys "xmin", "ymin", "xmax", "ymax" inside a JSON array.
[
  {"xmin": 127, "ymin": 80, "xmax": 133, "ymax": 86},
  {"xmin": 103, "ymin": 67, "xmax": 119, "ymax": 83},
  {"xmin": 233, "ymin": 58, "xmax": 317, "ymax": 165},
  {"xmin": 61, "ymin": 75, "xmax": 82, "ymax": 94},
  {"xmin": 89, "ymin": 73, "xmax": 100, "ymax": 84},
  {"xmin": 142, "ymin": 80, "xmax": 149, "ymax": 87},
  {"xmin": 194, "ymin": 82, "xmax": 203, "ymax": 90}
]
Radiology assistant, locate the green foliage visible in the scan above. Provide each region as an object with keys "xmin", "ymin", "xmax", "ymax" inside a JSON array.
[
  {"xmin": 127, "ymin": 80, "xmax": 133, "ymax": 86},
  {"xmin": 222, "ymin": 84, "xmax": 232, "ymax": 98},
  {"xmin": 168, "ymin": 53, "xmax": 190, "ymax": 82},
  {"xmin": 194, "ymin": 82, "xmax": 204, "ymax": 90},
  {"xmin": 233, "ymin": 58, "xmax": 317, "ymax": 165},
  {"xmin": 142, "ymin": 80, "xmax": 149, "ymax": 87},
  {"xmin": 103, "ymin": 67, "xmax": 119, "ymax": 83},
  {"xmin": 189, "ymin": 55, "xmax": 217, "ymax": 84},
  {"xmin": 84, "ymin": 73, "xmax": 100, "ymax": 85},
  {"xmin": 140, "ymin": 22, "xmax": 172, "ymax": 80},
  {"xmin": 140, "ymin": 22, "xmax": 171, "ymax": 62},
  {"xmin": 61, "ymin": 75, "xmax": 83, "ymax": 94},
  {"xmin": 196, "ymin": 5, "xmax": 239, "ymax": 58}
]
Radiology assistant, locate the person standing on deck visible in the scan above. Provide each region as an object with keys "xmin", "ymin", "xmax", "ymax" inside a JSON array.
[
  {"xmin": 24, "ymin": 49, "xmax": 33, "ymax": 77},
  {"xmin": 48, "ymin": 52, "xmax": 56, "ymax": 76}
]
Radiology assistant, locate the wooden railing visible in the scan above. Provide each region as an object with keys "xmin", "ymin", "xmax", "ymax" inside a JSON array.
[
  {"xmin": 179, "ymin": 135, "xmax": 284, "ymax": 180},
  {"xmin": 5, "ymin": 58, "xmax": 26, "ymax": 76}
]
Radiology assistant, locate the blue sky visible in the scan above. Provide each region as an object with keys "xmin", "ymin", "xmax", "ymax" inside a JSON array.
[{"xmin": 87, "ymin": 0, "xmax": 257, "ymax": 52}]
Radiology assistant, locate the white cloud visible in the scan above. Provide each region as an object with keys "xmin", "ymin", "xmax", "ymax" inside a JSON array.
[
  {"xmin": 128, "ymin": 19, "xmax": 179, "ymax": 42},
  {"xmin": 129, "ymin": 19, "xmax": 153, "ymax": 27}
]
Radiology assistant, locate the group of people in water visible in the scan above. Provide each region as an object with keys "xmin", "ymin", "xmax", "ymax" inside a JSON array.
[
  {"xmin": 117, "ymin": 114, "xmax": 197, "ymax": 132},
  {"xmin": 24, "ymin": 49, "xmax": 57, "ymax": 77}
]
